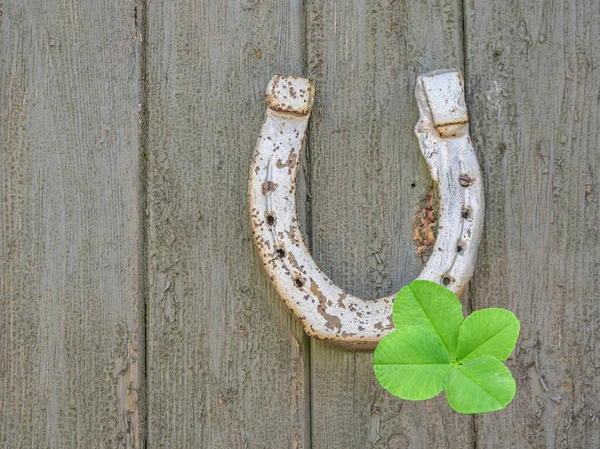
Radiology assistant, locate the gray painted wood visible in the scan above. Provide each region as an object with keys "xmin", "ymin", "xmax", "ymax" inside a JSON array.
[
  {"xmin": 0, "ymin": 1, "xmax": 144, "ymax": 447},
  {"xmin": 465, "ymin": 0, "xmax": 600, "ymax": 447},
  {"xmin": 305, "ymin": 0, "xmax": 473, "ymax": 447},
  {"xmin": 144, "ymin": 1, "xmax": 310, "ymax": 447},
  {"xmin": 3, "ymin": 0, "xmax": 600, "ymax": 447}
]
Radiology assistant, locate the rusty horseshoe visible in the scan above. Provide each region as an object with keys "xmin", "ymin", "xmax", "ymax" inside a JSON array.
[{"xmin": 248, "ymin": 70, "xmax": 484, "ymax": 349}]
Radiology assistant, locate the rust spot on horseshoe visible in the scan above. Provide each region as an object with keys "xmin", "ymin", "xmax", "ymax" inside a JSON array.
[
  {"xmin": 276, "ymin": 151, "xmax": 298, "ymax": 175},
  {"xmin": 337, "ymin": 292, "xmax": 348, "ymax": 309},
  {"xmin": 413, "ymin": 187, "xmax": 437, "ymax": 262},
  {"xmin": 310, "ymin": 279, "xmax": 343, "ymax": 331},
  {"xmin": 261, "ymin": 181, "xmax": 279, "ymax": 195}
]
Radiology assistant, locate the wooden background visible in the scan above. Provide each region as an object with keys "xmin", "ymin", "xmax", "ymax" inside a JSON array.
[{"xmin": 1, "ymin": 0, "xmax": 599, "ymax": 447}]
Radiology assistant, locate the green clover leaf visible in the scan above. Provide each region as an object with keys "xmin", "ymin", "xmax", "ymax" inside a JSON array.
[
  {"xmin": 445, "ymin": 356, "xmax": 516, "ymax": 414},
  {"xmin": 393, "ymin": 280, "xmax": 464, "ymax": 359},
  {"xmin": 456, "ymin": 308, "xmax": 520, "ymax": 363},
  {"xmin": 374, "ymin": 327, "xmax": 452, "ymax": 400},
  {"xmin": 374, "ymin": 280, "xmax": 520, "ymax": 414}
]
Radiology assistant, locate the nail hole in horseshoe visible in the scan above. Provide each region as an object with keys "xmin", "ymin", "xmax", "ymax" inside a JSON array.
[
  {"xmin": 459, "ymin": 175, "xmax": 473, "ymax": 187},
  {"xmin": 293, "ymin": 275, "xmax": 305, "ymax": 288},
  {"xmin": 461, "ymin": 207, "xmax": 471, "ymax": 219},
  {"xmin": 441, "ymin": 275, "xmax": 454, "ymax": 286},
  {"xmin": 266, "ymin": 213, "xmax": 276, "ymax": 226},
  {"xmin": 275, "ymin": 247, "xmax": 286, "ymax": 258},
  {"xmin": 456, "ymin": 242, "xmax": 465, "ymax": 254}
]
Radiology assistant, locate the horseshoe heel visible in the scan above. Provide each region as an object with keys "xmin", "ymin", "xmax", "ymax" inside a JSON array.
[{"xmin": 249, "ymin": 71, "xmax": 484, "ymax": 349}]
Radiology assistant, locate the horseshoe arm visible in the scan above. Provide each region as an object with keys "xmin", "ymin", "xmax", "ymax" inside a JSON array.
[
  {"xmin": 413, "ymin": 71, "xmax": 484, "ymax": 293},
  {"xmin": 249, "ymin": 72, "xmax": 484, "ymax": 349}
]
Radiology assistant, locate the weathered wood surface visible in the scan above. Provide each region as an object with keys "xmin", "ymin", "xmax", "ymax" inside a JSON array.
[
  {"xmin": 0, "ymin": 0, "xmax": 145, "ymax": 447},
  {"xmin": 144, "ymin": 1, "xmax": 310, "ymax": 447},
  {"xmin": 465, "ymin": 0, "xmax": 600, "ymax": 447},
  {"xmin": 305, "ymin": 1, "xmax": 474, "ymax": 447},
  {"xmin": 2, "ymin": 0, "xmax": 600, "ymax": 447}
]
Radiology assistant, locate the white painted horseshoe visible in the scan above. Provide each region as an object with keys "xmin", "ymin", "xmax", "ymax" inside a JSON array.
[{"xmin": 249, "ymin": 70, "xmax": 484, "ymax": 349}]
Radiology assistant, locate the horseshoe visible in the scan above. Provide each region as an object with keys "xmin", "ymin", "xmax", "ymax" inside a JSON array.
[{"xmin": 249, "ymin": 70, "xmax": 484, "ymax": 349}]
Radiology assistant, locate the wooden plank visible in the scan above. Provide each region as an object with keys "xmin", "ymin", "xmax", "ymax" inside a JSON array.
[
  {"xmin": 305, "ymin": 0, "xmax": 473, "ymax": 447},
  {"xmin": 465, "ymin": 0, "xmax": 600, "ymax": 447},
  {"xmin": 0, "ymin": 1, "xmax": 144, "ymax": 447},
  {"xmin": 144, "ymin": 1, "xmax": 309, "ymax": 447}
]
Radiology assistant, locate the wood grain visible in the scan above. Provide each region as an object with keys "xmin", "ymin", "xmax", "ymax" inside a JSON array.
[
  {"xmin": 305, "ymin": 0, "xmax": 473, "ymax": 447},
  {"xmin": 144, "ymin": 1, "xmax": 310, "ymax": 447},
  {"xmin": 0, "ymin": 0, "xmax": 145, "ymax": 447},
  {"xmin": 465, "ymin": 0, "xmax": 600, "ymax": 447},
  {"xmin": 3, "ymin": 0, "xmax": 600, "ymax": 446}
]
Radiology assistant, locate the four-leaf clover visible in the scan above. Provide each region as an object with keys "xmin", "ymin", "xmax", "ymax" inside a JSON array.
[{"xmin": 374, "ymin": 280, "xmax": 520, "ymax": 414}]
